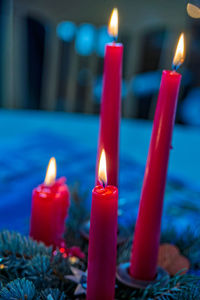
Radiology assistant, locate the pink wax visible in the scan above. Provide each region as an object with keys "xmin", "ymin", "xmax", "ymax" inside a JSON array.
[
  {"xmin": 30, "ymin": 177, "xmax": 70, "ymax": 247},
  {"xmin": 96, "ymin": 43, "xmax": 123, "ymax": 187},
  {"xmin": 87, "ymin": 185, "xmax": 118, "ymax": 300},
  {"xmin": 130, "ymin": 70, "xmax": 182, "ymax": 280}
]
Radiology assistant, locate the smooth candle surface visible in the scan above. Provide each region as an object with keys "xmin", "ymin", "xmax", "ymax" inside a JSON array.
[
  {"xmin": 30, "ymin": 177, "xmax": 70, "ymax": 247},
  {"xmin": 96, "ymin": 43, "xmax": 123, "ymax": 187},
  {"xmin": 130, "ymin": 70, "xmax": 182, "ymax": 281},
  {"xmin": 87, "ymin": 185, "xmax": 118, "ymax": 300}
]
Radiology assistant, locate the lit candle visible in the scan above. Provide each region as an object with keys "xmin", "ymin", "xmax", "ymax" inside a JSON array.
[
  {"xmin": 87, "ymin": 150, "xmax": 118, "ymax": 300},
  {"xmin": 30, "ymin": 157, "xmax": 70, "ymax": 247},
  {"xmin": 130, "ymin": 34, "xmax": 185, "ymax": 281},
  {"xmin": 96, "ymin": 8, "xmax": 123, "ymax": 187}
]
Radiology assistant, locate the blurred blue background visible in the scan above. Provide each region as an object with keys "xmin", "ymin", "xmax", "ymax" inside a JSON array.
[{"xmin": 0, "ymin": 0, "xmax": 199, "ymax": 125}]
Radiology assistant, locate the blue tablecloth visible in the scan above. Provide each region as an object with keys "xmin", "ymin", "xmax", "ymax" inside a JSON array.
[{"xmin": 0, "ymin": 109, "xmax": 199, "ymax": 236}]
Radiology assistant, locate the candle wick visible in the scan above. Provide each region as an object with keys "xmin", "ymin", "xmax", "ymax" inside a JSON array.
[
  {"xmin": 172, "ymin": 64, "xmax": 177, "ymax": 71},
  {"xmin": 100, "ymin": 179, "xmax": 106, "ymax": 189},
  {"xmin": 172, "ymin": 63, "xmax": 180, "ymax": 72},
  {"xmin": 113, "ymin": 36, "xmax": 117, "ymax": 43}
]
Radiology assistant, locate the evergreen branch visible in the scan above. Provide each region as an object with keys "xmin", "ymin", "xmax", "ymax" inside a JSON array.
[
  {"xmin": 0, "ymin": 278, "xmax": 36, "ymax": 300},
  {"xmin": 0, "ymin": 231, "xmax": 52, "ymax": 259},
  {"xmin": 39, "ymin": 288, "xmax": 66, "ymax": 300}
]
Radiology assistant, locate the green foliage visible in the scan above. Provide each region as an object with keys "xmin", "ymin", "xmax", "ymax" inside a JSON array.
[
  {"xmin": 0, "ymin": 278, "xmax": 36, "ymax": 300},
  {"xmin": 115, "ymin": 273, "xmax": 200, "ymax": 299},
  {"xmin": 0, "ymin": 230, "xmax": 75, "ymax": 298},
  {"xmin": 118, "ymin": 227, "xmax": 200, "ymax": 271},
  {"xmin": 64, "ymin": 183, "xmax": 89, "ymax": 255},
  {"xmin": 0, "ymin": 231, "xmax": 52, "ymax": 257},
  {"xmin": 0, "ymin": 279, "xmax": 67, "ymax": 300},
  {"xmin": 39, "ymin": 288, "xmax": 66, "ymax": 300},
  {"xmin": 23, "ymin": 255, "xmax": 52, "ymax": 289},
  {"xmin": 0, "ymin": 229, "xmax": 199, "ymax": 299},
  {"xmin": 0, "ymin": 189, "xmax": 199, "ymax": 299},
  {"xmin": 140, "ymin": 272, "xmax": 200, "ymax": 300},
  {"xmin": 161, "ymin": 227, "xmax": 200, "ymax": 269}
]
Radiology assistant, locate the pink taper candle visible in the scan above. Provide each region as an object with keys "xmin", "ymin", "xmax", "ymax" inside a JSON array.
[
  {"xmin": 87, "ymin": 150, "xmax": 118, "ymax": 300},
  {"xmin": 130, "ymin": 34, "xmax": 185, "ymax": 281},
  {"xmin": 96, "ymin": 8, "xmax": 123, "ymax": 187}
]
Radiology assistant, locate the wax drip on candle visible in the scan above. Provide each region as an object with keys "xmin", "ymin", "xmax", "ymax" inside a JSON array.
[
  {"xmin": 108, "ymin": 8, "xmax": 118, "ymax": 43},
  {"xmin": 98, "ymin": 149, "xmax": 107, "ymax": 188},
  {"xmin": 172, "ymin": 33, "xmax": 185, "ymax": 71},
  {"xmin": 44, "ymin": 157, "xmax": 57, "ymax": 185}
]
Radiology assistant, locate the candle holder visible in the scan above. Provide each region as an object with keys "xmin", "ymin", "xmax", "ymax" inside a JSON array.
[
  {"xmin": 80, "ymin": 219, "xmax": 129, "ymax": 246},
  {"xmin": 116, "ymin": 262, "xmax": 169, "ymax": 289}
]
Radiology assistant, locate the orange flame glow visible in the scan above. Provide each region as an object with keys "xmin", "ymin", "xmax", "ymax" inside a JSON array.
[
  {"xmin": 98, "ymin": 149, "xmax": 107, "ymax": 187},
  {"xmin": 172, "ymin": 33, "xmax": 185, "ymax": 70},
  {"xmin": 44, "ymin": 157, "xmax": 57, "ymax": 185},
  {"xmin": 108, "ymin": 8, "xmax": 118, "ymax": 38}
]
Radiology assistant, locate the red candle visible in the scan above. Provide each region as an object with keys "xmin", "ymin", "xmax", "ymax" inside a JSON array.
[
  {"xmin": 30, "ymin": 157, "xmax": 70, "ymax": 247},
  {"xmin": 130, "ymin": 34, "xmax": 185, "ymax": 281},
  {"xmin": 96, "ymin": 8, "xmax": 123, "ymax": 187},
  {"xmin": 87, "ymin": 150, "xmax": 118, "ymax": 300}
]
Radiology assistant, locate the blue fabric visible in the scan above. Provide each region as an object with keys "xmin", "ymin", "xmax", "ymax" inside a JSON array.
[{"xmin": 0, "ymin": 129, "xmax": 199, "ymax": 236}]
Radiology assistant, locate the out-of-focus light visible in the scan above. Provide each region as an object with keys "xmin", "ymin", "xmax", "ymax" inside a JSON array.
[
  {"xmin": 187, "ymin": 2, "xmax": 200, "ymax": 18},
  {"xmin": 131, "ymin": 71, "xmax": 161, "ymax": 97},
  {"xmin": 96, "ymin": 26, "xmax": 113, "ymax": 57},
  {"xmin": 75, "ymin": 23, "xmax": 96, "ymax": 56},
  {"xmin": 57, "ymin": 21, "xmax": 76, "ymax": 42}
]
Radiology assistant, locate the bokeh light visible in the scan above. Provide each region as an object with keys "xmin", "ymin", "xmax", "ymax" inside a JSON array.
[
  {"xmin": 131, "ymin": 71, "xmax": 161, "ymax": 97},
  {"xmin": 187, "ymin": 2, "xmax": 200, "ymax": 18},
  {"xmin": 75, "ymin": 23, "xmax": 96, "ymax": 56},
  {"xmin": 56, "ymin": 21, "xmax": 76, "ymax": 42}
]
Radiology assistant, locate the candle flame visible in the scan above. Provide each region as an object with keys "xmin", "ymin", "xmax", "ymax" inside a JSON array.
[
  {"xmin": 172, "ymin": 33, "xmax": 185, "ymax": 70},
  {"xmin": 98, "ymin": 149, "xmax": 107, "ymax": 187},
  {"xmin": 187, "ymin": 3, "xmax": 200, "ymax": 19},
  {"xmin": 44, "ymin": 157, "xmax": 57, "ymax": 185},
  {"xmin": 108, "ymin": 8, "xmax": 118, "ymax": 38}
]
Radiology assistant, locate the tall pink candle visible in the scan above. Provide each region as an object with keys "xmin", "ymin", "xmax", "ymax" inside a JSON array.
[
  {"xmin": 96, "ymin": 8, "xmax": 123, "ymax": 187},
  {"xmin": 130, "ymin": 34, "xmax": 185, "ymax": 281},
  {"xmin": 87, "ymin": 150, "xmax": 118, "ymax": 300}
]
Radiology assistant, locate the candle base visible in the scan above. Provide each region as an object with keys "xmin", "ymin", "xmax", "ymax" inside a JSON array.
[
  {"xmin": 80, "ymin": 219, "xmax": 128, "ymax": 246},
  {"xmin": 116, "ymin": 262, "xmax": 169, "ymax": 289}
]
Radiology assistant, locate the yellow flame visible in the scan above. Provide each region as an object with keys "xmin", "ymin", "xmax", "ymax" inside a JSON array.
[
  {"xmin": 108, "ymin": 8, "xmax": 118, "ymax": 38},
  {"xmin": 44, "ymin": 157, "xmax": 57, "ymax": 185},
  {"xmin": 173, "ymin": 33, "xmax": 185, "ymax": 69},
  {"xmin": 187, "ymin": 3, "xmax": 200, "ymax": 19},
  {"xmin": 98, "ymin": 149, "xmax": 107, "ymax": 186}
]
